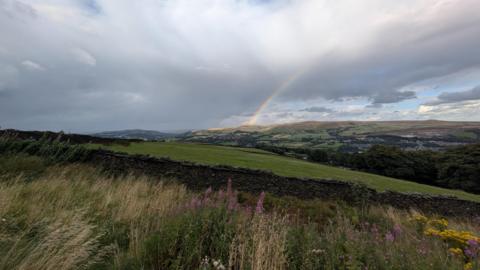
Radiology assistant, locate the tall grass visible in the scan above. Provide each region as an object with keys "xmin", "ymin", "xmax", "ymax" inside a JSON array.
[{"xmin": 1, "ymin": 156, "xmax": 479, "ymax": 269}]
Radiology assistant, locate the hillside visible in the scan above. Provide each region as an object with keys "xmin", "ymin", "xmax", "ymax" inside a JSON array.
[
  {"xmin": 180, "ymin": 120, "xmax": 480, "ymax": 152},
  {"xmin": 92, "ymin": 129, "xmax": 179, "ymax": 140},
  {"xmin": 90, "ymin": 141, "xmax": 480, "ymax": 202}
]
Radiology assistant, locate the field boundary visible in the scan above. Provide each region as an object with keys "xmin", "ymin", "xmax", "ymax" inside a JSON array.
[{"xmin": 89, "ymin": 149, "xmax": 480, "ymax": 217}]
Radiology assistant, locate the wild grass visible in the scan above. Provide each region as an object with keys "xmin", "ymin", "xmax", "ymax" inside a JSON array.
[{"xmin": 1, "ymin": 155, "xmax": 479, "ymax": 269}]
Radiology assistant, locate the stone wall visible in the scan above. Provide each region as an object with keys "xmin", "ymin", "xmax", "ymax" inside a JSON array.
[{"xmin": 89, "ymin": 150, "xmax": 480, "ymax": 218}]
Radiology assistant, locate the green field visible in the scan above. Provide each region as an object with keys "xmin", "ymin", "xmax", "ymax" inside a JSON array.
[{"xmin": 89, "ymin": 142, "xmax": 480, "ymax": 202}]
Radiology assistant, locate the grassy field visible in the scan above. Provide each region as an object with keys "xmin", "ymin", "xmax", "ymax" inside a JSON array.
[
  {"xmin": 1, "ymin": 157, "xmax": 479, "ymax": 269},
  {"xmin": 89, "ymin": 142, "xmax": 480, "ymax": 202}
]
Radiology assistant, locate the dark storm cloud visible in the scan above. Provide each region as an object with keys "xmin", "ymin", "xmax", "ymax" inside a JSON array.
[{"xmin": 425, "ymin": 86, "xmax": 480, "ymax": 105}]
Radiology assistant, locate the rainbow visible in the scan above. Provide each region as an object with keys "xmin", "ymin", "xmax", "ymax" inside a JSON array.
[{"xmin": 244, "ymin": 68, "xmax": 306, "ymax": 126}]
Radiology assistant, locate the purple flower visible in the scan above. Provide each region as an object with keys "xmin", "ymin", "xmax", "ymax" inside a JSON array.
[
  {"xmin": 217, "ymin": 190, "xmax": 225, "ymax": 201},
  {"xmin": 205, "ymin": 187, "xmax": 212, "ymax": 198},
  {"xmin": 255, "ymin": 192, "xmax": 265, "ymax": 214},
  {"xmin": 189, "ymin": 197, "xmax": 201, "ymax": 209},
  {"xmin": 468, "ymin": 239, "xmax": 479, "ymax": 248},
  {"xmin": 228, "ymin": 190, "xmax": 238, "ymax": 211},
  {"xmin": 226, "ymin": 178, "xmax": 233, "ymax": 198},
  {"xmin": 465, "ymin": 248, "xmax": 475, "ymax": 258},
  {"xmin": 385, "ymin": 232, "xmax": 395, "ymax": 242},
  {"xmin": 465, "ymin": 239, "xmax": 479, "ymax": 259},
  {"xmin": 393, "ymin": 224, "xmax": 402, "ymax": 237}
]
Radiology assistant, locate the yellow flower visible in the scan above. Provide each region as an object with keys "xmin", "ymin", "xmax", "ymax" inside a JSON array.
[
  {"xmin": 424, "ymin": 228, "xmax": 441, "ymax": 236},
  {"xmin": 448, "ymin": 247, "xmax": 463, "ymax": 256},
  {"xmin": 435, "ymin": 230, "xmax": 480, "ymax": 245},
  {"xmin": 464, "ymin": 262, "xmax": 473, "ymax": 270},
  {"xmin": 413, "ymin": 214, "xmax": 428, "ymax": 224},
  {"xmin": 429, "ymin": 218, "xmax": 448, "ymax": 229}
]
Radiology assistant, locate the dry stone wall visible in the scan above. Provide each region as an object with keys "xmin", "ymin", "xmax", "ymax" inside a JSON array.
[{"xmin": 89, "ymin": 150, "xmax": 480, "ymax": 218}]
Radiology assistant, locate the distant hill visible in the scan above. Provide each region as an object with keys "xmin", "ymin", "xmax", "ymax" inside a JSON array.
[
  {"xmin": 92, "ymin": 129, "xmax": 180, "ymax": 141},
  {"xmin": 181, "ymin": 120, "xmax": 480, "ymax": 152}
]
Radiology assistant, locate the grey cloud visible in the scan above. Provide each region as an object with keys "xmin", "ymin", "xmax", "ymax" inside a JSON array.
[
  {"xmin": 300, "ymin": 106, "xmax": 334, "ymax": 113},
  {"xmin": 281, "ymin": 0, "xmax": 480, "ymax": 104},
  {"xmin": 371, "ymin": 91, "xmax": 416, "ymax": 104},
  {"xmin": 425, "ymin": 86, "xmax": 480, "ymax": 105},
  {"xmin": 1, "ymin": 0, "xmax": 479, "ymax": 131}
]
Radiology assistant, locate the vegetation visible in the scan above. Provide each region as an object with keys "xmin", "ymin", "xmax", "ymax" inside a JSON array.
[
  {"xmin": 89, "ymin": 141, "xmax": 480, "ymax": 202},
  {"xmin": 275, "ymin": 144, "xmax": 480, "ymax": 194},
  {"xmin": 1, "ymin": 155, "xmax": 479, "ymax": 269},
  {"xmin": 181, "ymin": 121, "xmax": 480, "ymax": 151}
]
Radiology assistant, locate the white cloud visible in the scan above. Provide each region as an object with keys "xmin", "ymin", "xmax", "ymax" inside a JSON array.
[
  {"xmin": 21, "ymin": 60, "xmax": 46, "ymax": 71},
  {"xmin": 71, "ymin": 48, "xmax": 96, "ymax": 66},
  {"xmin": 418, "ymin": 101, "xmax": 480, "ymax": 120}
]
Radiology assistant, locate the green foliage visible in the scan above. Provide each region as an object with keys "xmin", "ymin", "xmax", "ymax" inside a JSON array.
[
  {"xmin": 0, "ymin": 136, "xmax": 93, "ymax": 164},
  {"xmin": 90, "ymin": 141, "xmax": 480, "ymax": 202},
  {"xmin": 437, "ymin": 144, "xmax": 480, "ymax": 193}
]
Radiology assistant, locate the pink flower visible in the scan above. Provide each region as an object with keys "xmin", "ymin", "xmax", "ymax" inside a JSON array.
[
  {"xmin": 255, "ymin": 192, "xmax": 265, "ymax": 214},
  {"xmin": 393, "ymin": 224, "xmax": 402, "ymax": 237},
  {"xmin": 205, "ymin": 187, "xmax": 212, "ymax": 198},
  {"xmin": 189, "ymin": 197, "xmax": 201, "ymax": 209},
  {"xmin": 226, "ymin": 179, "xmax": 237, "ymax": 211},
  {"xmin": 217, "ymin": 190, "xmax": 225, "ymax": 201},
  {"xmin": 226, "ymin": 178, "xmax": 233, "ymax": 198},
  {"xmin": 385, "ymin": 232, "xmax": 395, "ymax": 242}
]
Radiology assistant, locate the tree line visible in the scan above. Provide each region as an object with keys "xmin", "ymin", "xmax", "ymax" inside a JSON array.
[{"xmin": 256, "ymin": 143, "xmax": 480, "ymax": 194}]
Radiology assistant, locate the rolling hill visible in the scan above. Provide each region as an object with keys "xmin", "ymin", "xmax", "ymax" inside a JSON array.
[
  {"xmin": 89, "ymin": 141, "xmax": 480, "ymax": 202},
  {"xmin": 92, "ymin": 129, "xmax": 180, "ymax": 140},
  {"xmin": 179, "ymin": 120, "xmax": 480, "ymax": 152}
]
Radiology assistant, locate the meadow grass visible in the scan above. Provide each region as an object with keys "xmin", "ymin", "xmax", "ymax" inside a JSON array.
[
  {"xmin": 1, "ymin": 156, "xmax": 479, "ymax": 269},
  {"xmin": 89, "ymin": 142, "xmax": 480, "ymax": 202}
]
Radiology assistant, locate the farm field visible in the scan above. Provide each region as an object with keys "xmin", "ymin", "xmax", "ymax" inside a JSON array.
[{"xmin": 89, "ymin": 142, "xmax": 480, "ymax": 202}]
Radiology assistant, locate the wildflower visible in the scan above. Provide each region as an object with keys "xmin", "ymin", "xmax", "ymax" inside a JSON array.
[
  {"xmin": 413, "ymin": 214, "xmax": 428, "ymax": 224},
  {"xmin": 205, "ymin": 187, "xmax": 212, "ymax": 198},
  {"xmin": 448, "ymin": 247, "xmax": 463, "ymax": 256},
  {"xmin": 429, "ymin": 218, "xmax": 448, "ymax": 230},
  {"xmin": 424, "ymin": 228, "xmax": 441, "ymax": 237},
  {"xmin": 217, "ymin": 189, "xmax": 225, "ymax": 201},
  {"xmin": 417, "ymin": 246, "xmax": 428, "ymax": 255},
  {"xmin": 385, "ymin": 232, "xmax": 395, "ymax": 242},
  {"xmin": 311, "ymin": 249, "xmax": 325, "ymax": 255},
  {"xmin": 200, "ymin": 256, "xmax": 210, "ymax": 268},
  {"xmin": 226, "ymin": 178, "xmax": 233, "ymax": 197},
  {"xmin": 465, "ymin": 248, "xmax": 476, "ymax": 259},
  {"xmin": 465, "ymin": 239, "xmax": 479, "ymax": 259},
  {"xmin": 255, "ymin": 191, "xmax": 265, "ymax": 214},
  {"xmin": 467, "ymin": 239, "xmax": 479, "ymax": 248},
  {"xmin": 393, "ymin": 223, "xmax": 403, "ymax": 238},
  {"xmin": 464, "ymin": 262, "xmax": 473, "ymax": 270},
  {"xmin": 228, "ymin": 190, "xmax": 238, "ymax": 211},
  {"xmin": 212, "ymin": 259, "xmax": 226, "ymax": 270},
  {"xmin": 226, "ymin": 178, "xmax": 238, "ymax": 211}
]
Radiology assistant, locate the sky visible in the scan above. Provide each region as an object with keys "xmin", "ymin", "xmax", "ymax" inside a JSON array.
[{"xmin": 1, "ymin": 0, "xmax": 480, "ymax": 132}]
